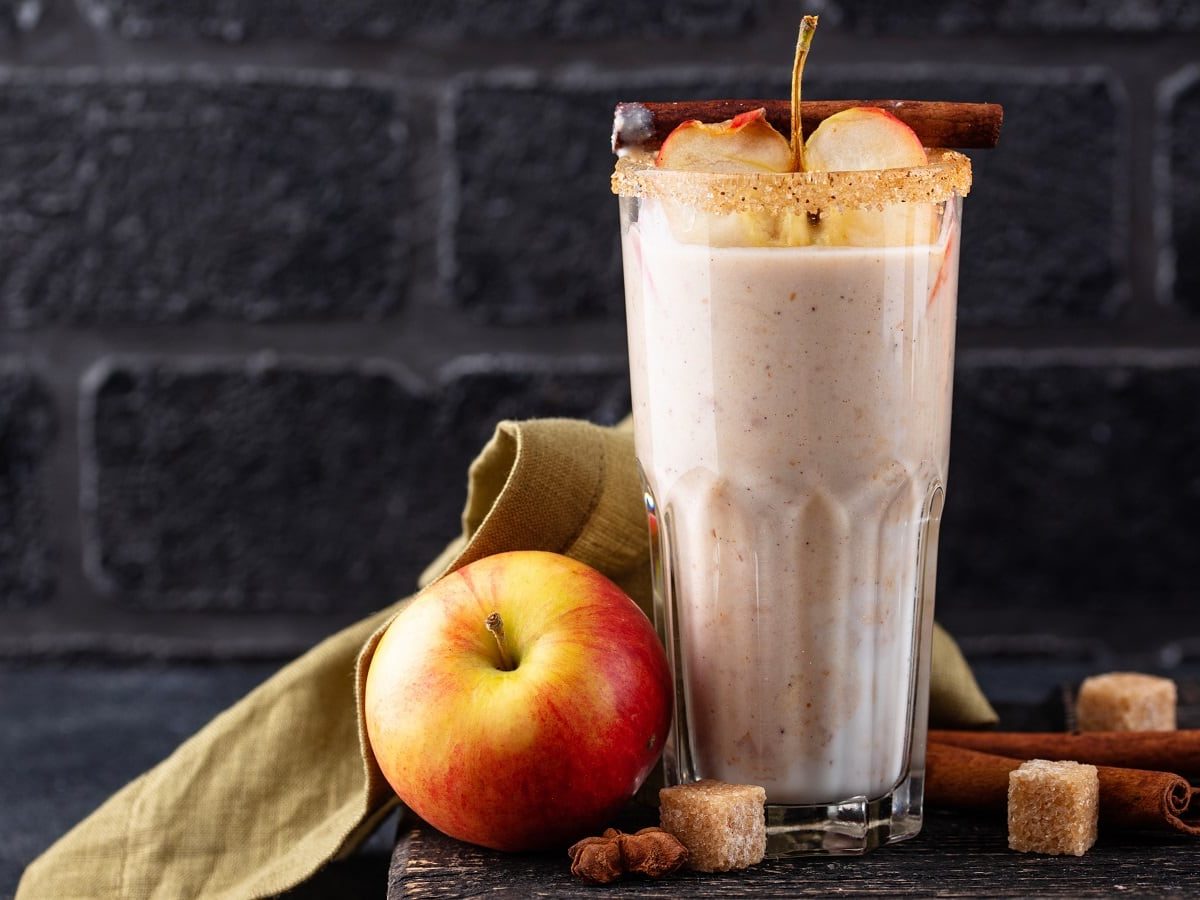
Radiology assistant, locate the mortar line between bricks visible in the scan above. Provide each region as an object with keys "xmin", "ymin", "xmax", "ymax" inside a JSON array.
[
  {"xmin": 2, "ymin": 17, "xmax": 1200, "ymax": 82},
  {"xmin": 1154, "ymin": 65, "xmax": 1199, "ymax": 309},
  {"xmin": 14, "ymin": 343, "xmax": 96, "ymax": 624},
  {"xmin": 434, "ymin": 77, "xmax": 461, "ymax": 320},
  {"xmin": 1120, "ymin": 51, "xmax": 1171, "ymax": 317},
  {"xmin": 0, "ymin": 323, "xmax": 635, "ymax": 378},
  {"xmin": 8, "ymin": 323, "xmax": 1200, "ymax": 360},
  {"xmin": 956, "ymin": 346, "xmax": 1200, "ymax": 368},
  {"xmin": 1, "ymin": 44, "xmax": 1198, "ymax": 87}
]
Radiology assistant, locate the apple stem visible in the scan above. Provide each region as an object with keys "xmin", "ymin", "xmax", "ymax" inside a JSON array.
[
  {"xmin": 790, "ymin": 15, "xmax": 819, "ymax": 172},
  {"xmin": 485, "ymin": 612, "xmax": 515, "ymax": 671}
]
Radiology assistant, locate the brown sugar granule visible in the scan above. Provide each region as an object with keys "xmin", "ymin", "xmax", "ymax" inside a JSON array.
[
  {"xmin": 659, "ymin": 779, "xmax": 766, "ymax": 872},
  {"xmin": 1076, "ymin": 672, "xmax": 1177, "ymax": 732},
  {"xmin": 1007, "ymin": 759, "xmax": 1098, "ymax": 856}
]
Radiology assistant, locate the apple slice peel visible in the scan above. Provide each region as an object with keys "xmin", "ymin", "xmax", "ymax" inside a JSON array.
[
  {"xmin": 804, "ymin": 106, "xmax": 928, "ymax": 173},
  {"xmin": 655, "ymin": 107, "xmax": 792, "ymax": 174}
]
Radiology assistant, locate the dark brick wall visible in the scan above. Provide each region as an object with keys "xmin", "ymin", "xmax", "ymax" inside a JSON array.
[
  {"xmin": 77, "ymin": 0, "xmax": 769, "ymax": 40},
  {"xmin": 942, "ymin": 354, "xmax": 1200, "ymax": 611},
  {"xmin": 0, "ymin": 72, "xmax": 409, "ymax": 326},
  {"xmin": 832, "ymin": 0, "xmax": 1200, "ymax": 32},
  {"xmin": 1, "ymin": 0, "xmax": 1198, "ymax": 664}
]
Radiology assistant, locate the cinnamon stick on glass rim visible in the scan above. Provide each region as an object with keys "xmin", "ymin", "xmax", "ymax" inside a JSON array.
[{"xmin": 612, "ymin": 99, "xmax": 1003, "ymax": 153}]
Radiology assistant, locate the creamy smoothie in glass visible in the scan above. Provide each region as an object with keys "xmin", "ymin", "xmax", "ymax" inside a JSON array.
[{"xmin": 613, "ymin": 91, "xmax": 973, "ymax": 854}]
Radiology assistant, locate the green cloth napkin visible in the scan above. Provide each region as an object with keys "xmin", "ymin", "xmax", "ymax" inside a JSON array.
[{"xmin": 18, "ymin": 418, "xmax": 996, "ymax": 900}]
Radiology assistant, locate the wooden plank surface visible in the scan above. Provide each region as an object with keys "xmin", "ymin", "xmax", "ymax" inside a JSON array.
[
  {"xmin": 388, "ymin": 681, "xmax": 1200, "ymax": 898},
  {"xmin": 388, "ymin": 810, "xmax": 1195, "ymax": 898}
]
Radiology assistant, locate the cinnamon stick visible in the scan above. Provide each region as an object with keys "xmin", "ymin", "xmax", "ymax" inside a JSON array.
[
  {"xmin": 927, "ymin": 742, "xmax": 1200, "ymax": 836},
  {"xmin": 612, "ymin": 99, "xmax": 1003, "ymax": 153},
  {"xmin": 930, "ymin": 730, "xmax": 1200, "ymax": 780}
]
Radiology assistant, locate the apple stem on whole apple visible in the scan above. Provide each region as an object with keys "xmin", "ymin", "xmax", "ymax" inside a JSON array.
[
  {"xmin": 790, "ymin": 14, "xmax": 819, "ymax": 172},
  {"xmin": 485, "ymin": 612, "xmax": 516, "ymax": 671}
]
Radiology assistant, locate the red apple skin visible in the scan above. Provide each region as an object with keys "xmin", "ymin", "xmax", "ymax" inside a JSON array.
[{"xmin": 364, "ymin": 550, "xmax": 672, "ymax": 852}]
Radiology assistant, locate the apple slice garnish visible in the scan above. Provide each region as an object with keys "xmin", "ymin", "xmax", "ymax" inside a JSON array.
[
  {"xmin": 653, "ymin": 108, "xmax": 800, "ymax": 245},
  {"xmin": 804, "ymin": 107, "xmax": 935, "ymax": 247},
  {"xmin": 653, "ymin": 108, "xmax": 798, "ymax": 246},
  {"xmin": 804, "ymin": 106, "xmax": 928, "ymax": 172},
  {"xmin": 656, "ymin": 108, "xmax": 792, "ymax": 174}
]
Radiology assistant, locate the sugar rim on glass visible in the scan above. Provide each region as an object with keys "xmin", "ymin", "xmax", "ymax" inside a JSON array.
[{"xmin": 611, "ymin": 148, "xmax": 971, "ymax": 213}]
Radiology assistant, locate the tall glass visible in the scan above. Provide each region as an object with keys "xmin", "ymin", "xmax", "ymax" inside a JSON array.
[{"xmin": 614, "ymin": 151, "xmax": 971, "ymax": 855}]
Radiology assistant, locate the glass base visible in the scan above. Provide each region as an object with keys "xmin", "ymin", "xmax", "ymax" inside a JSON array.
[{"xmin": 765, "ymin": 772, "xmax": 924, "ymax": 857}]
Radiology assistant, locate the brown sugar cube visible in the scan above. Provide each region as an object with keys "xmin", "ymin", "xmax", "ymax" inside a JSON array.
[
  {"xmin": 659, "ymin": 779, "xmax": 766, "ymax": 872},
  {"xmin": 1076, "ymin": 672, "xmax": 1177, "ymax": 732},
  {"xmin": 1007, "ymin": 759, "xmax": 1098, "ymax": 856}
]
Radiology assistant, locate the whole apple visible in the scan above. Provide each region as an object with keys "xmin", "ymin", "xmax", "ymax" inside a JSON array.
[{"xmin": 364, "ymin": 550, "xmax": 672, "ymax": 851}]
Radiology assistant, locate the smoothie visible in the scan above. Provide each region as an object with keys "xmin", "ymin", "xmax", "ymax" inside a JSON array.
[{"xmin": 622, "ymin": 195, "xmax": 959, "ymax": 805}]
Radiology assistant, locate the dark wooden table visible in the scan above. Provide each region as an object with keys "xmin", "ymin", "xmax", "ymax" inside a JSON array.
[
  {"xmin": 388, "ymin": 809, "xmax": 1195, "ymax": 897},
  {"xmin": 387, "ymin": 679, "xmax": 1200, "ymax": 898}
]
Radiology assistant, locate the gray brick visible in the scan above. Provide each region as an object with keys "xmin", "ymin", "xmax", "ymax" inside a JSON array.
[
  {"xmin": 454, "ymin": 69, "xmax": 1122, "ymax": 326},
  {"xmin": 938, "ymin": 356, "xmax": 1200, "ymax": 620},
  {"xmin": 452, "ymin": 84, "xmax": 622, "ymax": 325},
  {"xmin": 0, "ymin": 366, "xmax": 54, "ymax": 608},
  {"xmin": 0, "ymin": 71, "xmax": 408, "ymax": 327},
  {"xmin": 433, "ymin": 356, "xmax": 630, "ymax": 483},
  {"xmin": 78, "ymin": 0, "xmax": 763, "ymax": 41},
  {"xmin": 1166, "ymin": 70, "xmax": 1200, "ymax": 310},
  {"xmin": 832, "ymin": 0, "xmax": 1200, "ymax": 32},
  {"xmin": 82, "ymin": 359, "xmax": 441, "ymax": 613},
  {"xmin": 452, "ymin": 76, "xmax": 787, "ymax": 325}
]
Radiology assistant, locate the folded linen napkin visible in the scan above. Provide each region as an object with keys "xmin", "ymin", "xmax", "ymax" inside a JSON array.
[{"xmin": 18, "ymin": 418, "xmax": 996, "ymax": 900}]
